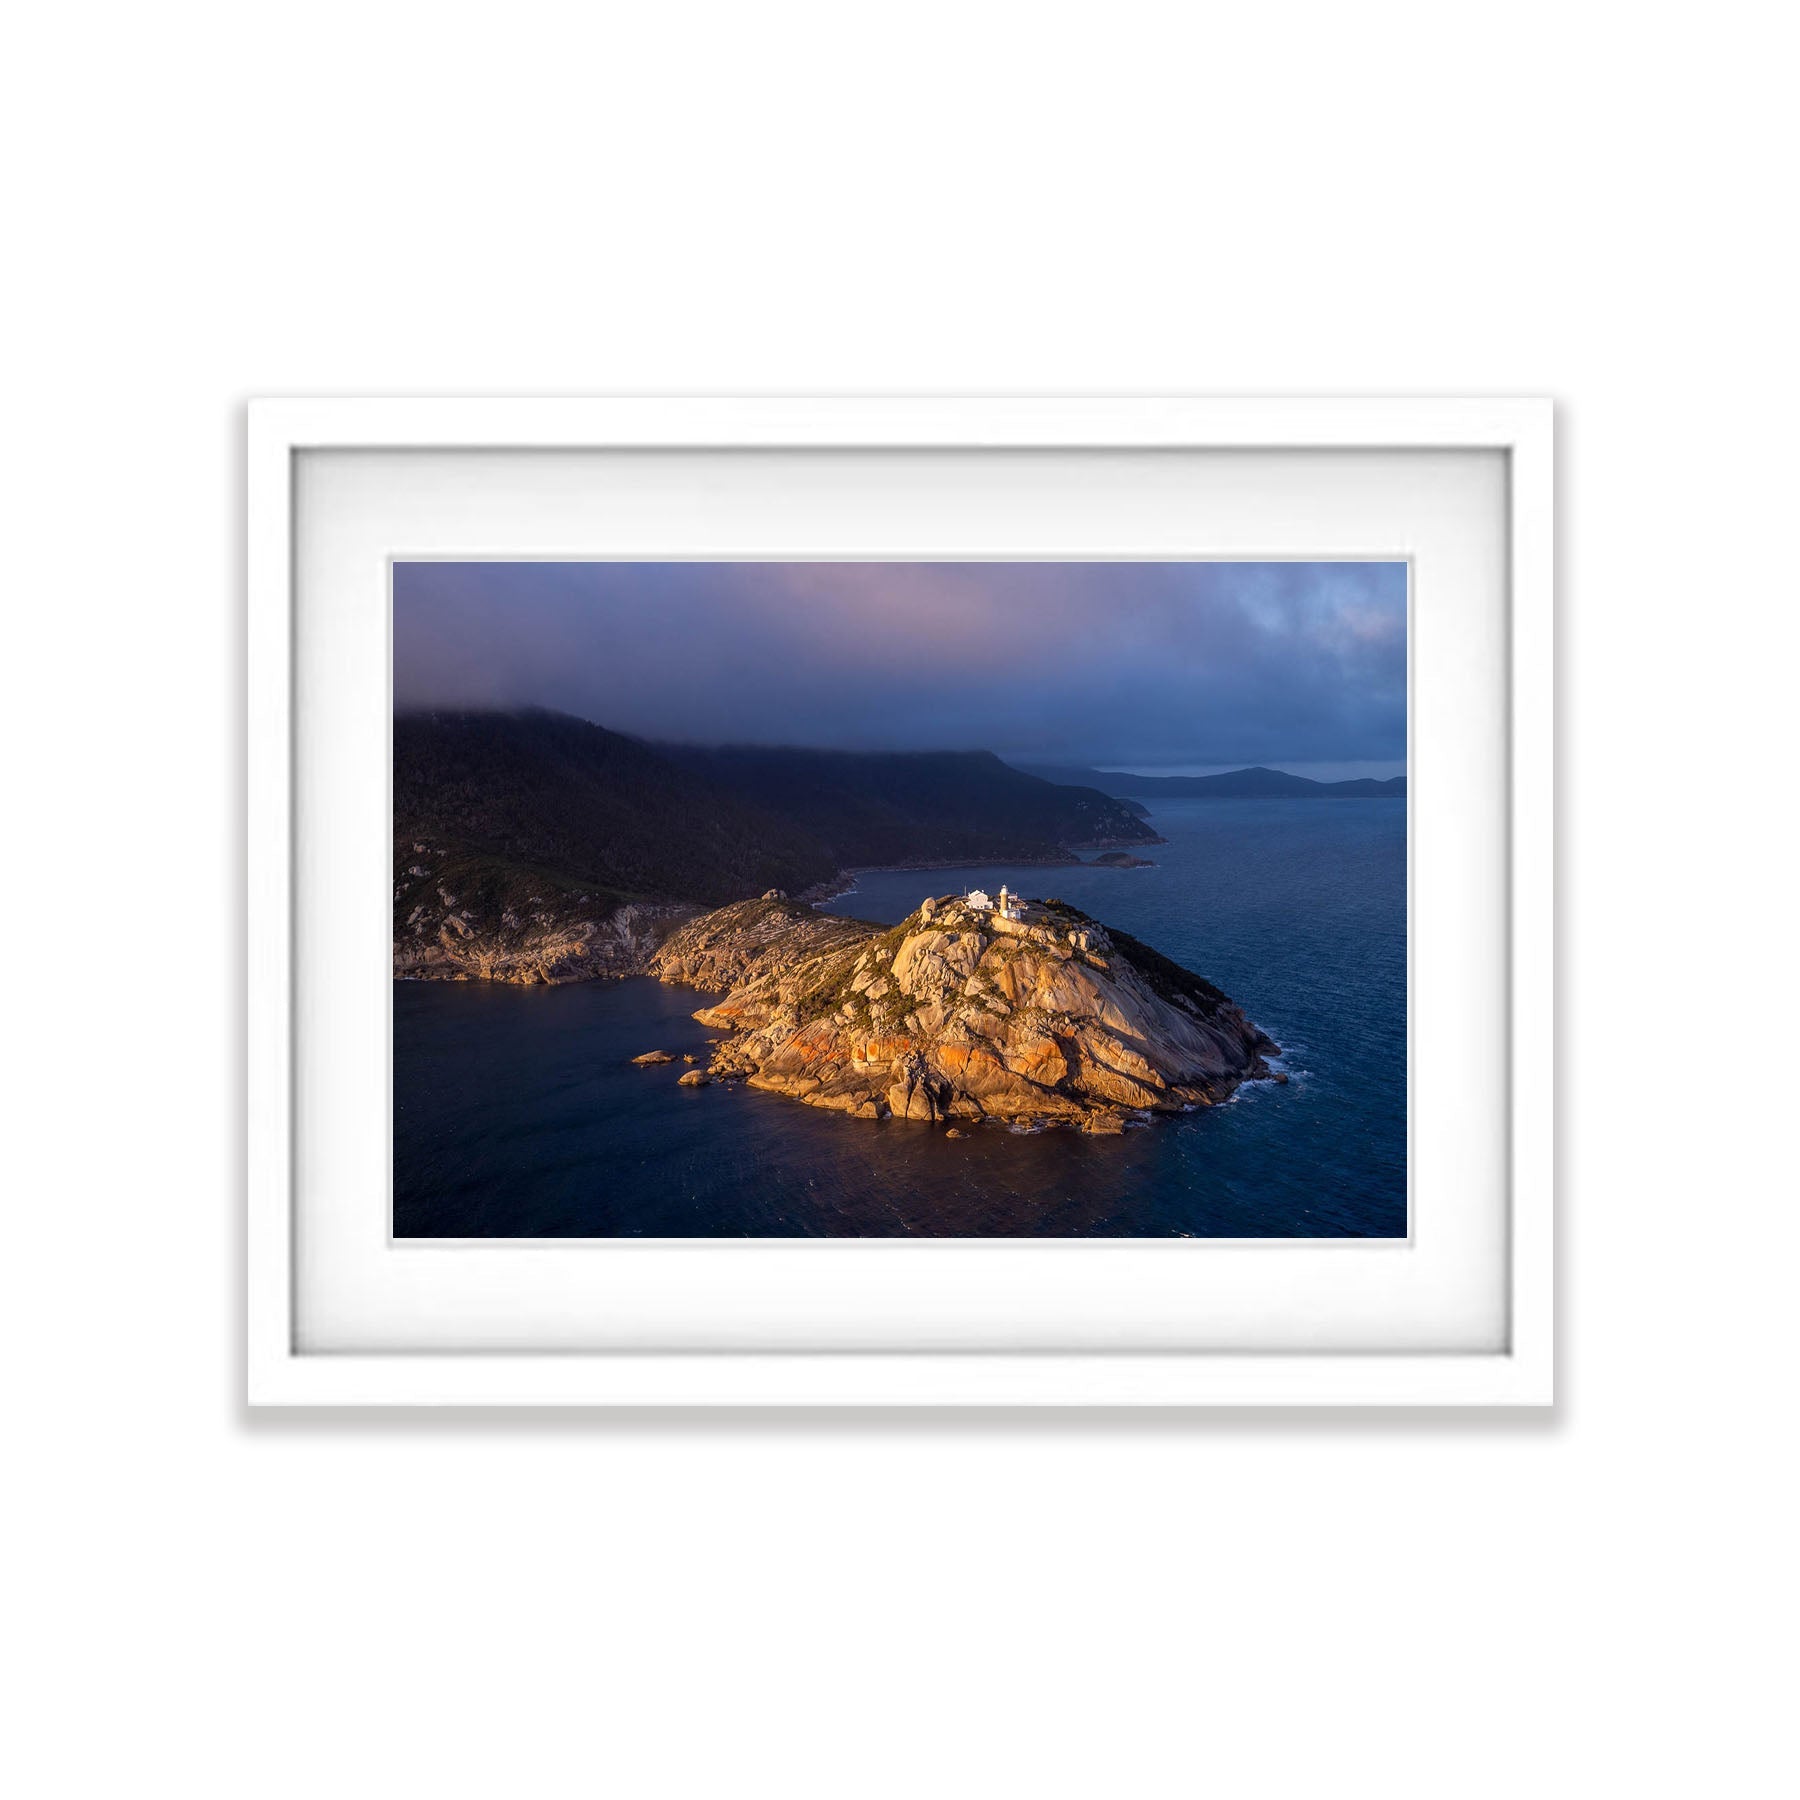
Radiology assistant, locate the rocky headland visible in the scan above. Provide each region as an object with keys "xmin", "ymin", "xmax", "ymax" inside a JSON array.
[
  {"xmin": 645, "ymin": 892, "xmax": 1278, "ymax": 1134},
  {"xmin": 393, "ymin": 845, "xmax": 698, "ymax": 985}
]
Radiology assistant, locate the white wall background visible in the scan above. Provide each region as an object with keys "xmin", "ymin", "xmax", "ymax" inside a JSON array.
[{"xmin": 4, "ymin": 4, "xmax": 1794, "ymax": 1796}]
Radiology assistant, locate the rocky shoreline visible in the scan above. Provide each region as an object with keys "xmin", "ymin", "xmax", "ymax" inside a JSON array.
[
  {"xmin": 641, "ymin": 891, "xmax": 1278, "ymax": 1135},
  {"xmin": 394, "ymin": 895, "xmax": 700, "ymax": 985},
  {"xmin": 399, "ymin": 849, "xmax": 1163, "ymax": 985}
]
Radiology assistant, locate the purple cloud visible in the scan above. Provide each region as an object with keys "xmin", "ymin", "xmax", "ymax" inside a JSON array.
[{"xmin": 393, "ymin": 561, "xmax": 1406, "ymax": 771}]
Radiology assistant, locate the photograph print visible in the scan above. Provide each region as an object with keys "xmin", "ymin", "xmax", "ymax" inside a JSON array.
[{"xmin": 393, "ymin": 560, "xmax": 1407, "ymax": 1238}]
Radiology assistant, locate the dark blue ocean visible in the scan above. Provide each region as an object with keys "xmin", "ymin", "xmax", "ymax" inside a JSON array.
[{"xmin": 393, "ymin": 798, "xmax": 1406, "ymax": 1237}]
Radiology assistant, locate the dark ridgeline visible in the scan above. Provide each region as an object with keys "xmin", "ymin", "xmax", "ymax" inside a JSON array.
[
  {"xmin": 1015, "ymin": 762, "xmax": 1407, "ymax": 799},
  {"xmin": 660, "ymin": 743, "xmax": 1159, "ymax": 867}
]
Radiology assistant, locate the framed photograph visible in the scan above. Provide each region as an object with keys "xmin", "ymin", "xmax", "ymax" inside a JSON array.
[{"xmin": 249, "ymin": 397, "xmax": 1552, "ymax": 1406}]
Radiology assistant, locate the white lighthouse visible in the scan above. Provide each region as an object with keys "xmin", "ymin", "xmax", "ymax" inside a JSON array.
[{"xmin": 997, "ymin": 884, "xmax": 1023, "ymax": 921}]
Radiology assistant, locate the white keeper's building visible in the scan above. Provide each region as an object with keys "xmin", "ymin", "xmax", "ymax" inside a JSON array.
[{"xmin": 966, "ymin": 884, "xmax": 1024, "ymax": 921}]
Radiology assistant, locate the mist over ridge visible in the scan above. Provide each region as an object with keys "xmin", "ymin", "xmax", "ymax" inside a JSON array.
[{"xmin": 394, "ymin": 560, "xmax": 1406, "ymax": 774}]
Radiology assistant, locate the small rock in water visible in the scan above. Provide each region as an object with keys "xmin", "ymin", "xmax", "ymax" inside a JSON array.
[
  {"xmin": 944, "ymin": 1127, "xmax": 966, "ymax": 1139},
  {"xmin": 631, "ymin": 1050, "xmax": 676, "ymax": 1065},
  {"xmin": 681, "ymin": 1054, "xmax": 698, "ymax": 1064},
  {"xmin": 677, "ymin": 1070, "xmax": 709, "ymax": 1087}
]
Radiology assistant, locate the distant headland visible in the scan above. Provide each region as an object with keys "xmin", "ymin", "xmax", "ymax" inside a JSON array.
[{"xmin": 1013, "ymin": 762, "xmax": 1406, "ymax": 799}]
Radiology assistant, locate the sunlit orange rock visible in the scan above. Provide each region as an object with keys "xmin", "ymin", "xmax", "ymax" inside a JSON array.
[{"xmin": 647, "ymin": 893, "xmax": 1276, "ymax": 1135}]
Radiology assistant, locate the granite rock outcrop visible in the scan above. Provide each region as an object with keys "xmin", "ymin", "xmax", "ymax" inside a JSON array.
[{"xmin": 647, "ymin": 893, "xmax": 1278, "ymax": 1132}]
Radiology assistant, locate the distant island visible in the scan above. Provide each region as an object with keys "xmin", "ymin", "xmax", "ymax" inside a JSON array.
[
  {"xmin": 1014, "ymin": 762, "xmax": 1406, "ymax": 799},
  {"xmin": 644, "ymin": 890, "xmax": 1278, "ymax": 1135}
]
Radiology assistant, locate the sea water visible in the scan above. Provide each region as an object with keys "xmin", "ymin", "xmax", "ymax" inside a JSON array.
[{"xmin": 393, "ymin": 798, "xmax": 1406, "ymax": 1237}]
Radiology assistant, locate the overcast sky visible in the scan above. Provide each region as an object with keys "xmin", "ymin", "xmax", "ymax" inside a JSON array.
[{"xmin": 393, "ymin": 561, "xmax": 1407, "ymax": 776}]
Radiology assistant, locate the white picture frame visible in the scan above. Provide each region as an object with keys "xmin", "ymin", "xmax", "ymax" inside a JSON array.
[{"xmin": 249, "ymin": 396, "xmax": 1553, "ymax": 1407}]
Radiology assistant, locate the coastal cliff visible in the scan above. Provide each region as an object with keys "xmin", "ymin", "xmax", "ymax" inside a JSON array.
[
  {"xmin": 393, "ymin": 709, "xmax": 834, "ymax": 984},
  {"xmin": 393, "ymin": 846, "xmax": 697, "ymax": 984},
  {"xmin": 647, "ymin": 893, "xmax": 1278, "ymax": 1133}
]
